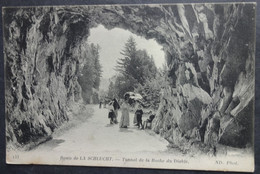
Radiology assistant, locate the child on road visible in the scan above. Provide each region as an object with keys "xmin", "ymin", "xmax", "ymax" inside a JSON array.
[
  {"xmin": 108, "ymin": 101, "xmax": 115, "ymax": 124},
  {"xmin": 135, "ymin": 104, "xmax": 143, "ymax": 129},
  {"xmin": 143, "ymin": 114, "xmax": 155, "ymax": 129}
]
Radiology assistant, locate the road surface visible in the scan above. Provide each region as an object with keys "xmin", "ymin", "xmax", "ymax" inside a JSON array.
[{"xmin": 34, "ymin": 105, "xmax": 169, "ymax": 154}]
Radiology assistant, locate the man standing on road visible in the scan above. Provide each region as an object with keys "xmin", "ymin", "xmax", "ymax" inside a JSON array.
[{"xmin": 113, "ymin": 98, "xmax": 120, "ymax": 124}]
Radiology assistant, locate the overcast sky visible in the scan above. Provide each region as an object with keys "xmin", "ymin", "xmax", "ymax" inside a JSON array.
[{"xmin": 88, "ymin": 25, "xmax": 165, "ymax": 79}]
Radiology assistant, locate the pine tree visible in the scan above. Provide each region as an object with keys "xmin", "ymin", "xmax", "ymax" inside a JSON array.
[
  {"xmin": 78, "ymin": 43, "xmax": 102, "ymax": 103},
  {"xmin": 91, "ymin": 43, "xmax": 102, "ymax": 89},
  {"xmin": 114, "ymin": 36, "xmax": 158, "ymax": 98},
  {"xmin": 116, "ymin": 36, "xmax": 137, "ymax": 77}
]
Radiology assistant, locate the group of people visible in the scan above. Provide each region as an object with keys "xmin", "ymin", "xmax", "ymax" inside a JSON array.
[
  {"xmin": 105, "ymin": 94, "xmax": 155, "ymax": 129},
  {"xmin": 106, "ymin": 94, "xmax": 130, "ymax": 128},
  {"xmin": 107, "ymin": 98, "xmax": 120, "ymax": 124}
]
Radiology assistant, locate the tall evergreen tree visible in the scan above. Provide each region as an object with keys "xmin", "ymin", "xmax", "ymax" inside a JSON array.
[
  {"xmin": 91, "ymin": 43, "xmax": 102, "ymax": 89},
  {"xmin": 78, "ymin": 43, "xmax": 102, "ymax": 103},
  {"xmin": 114, "ymin": 36, "xmax": 158, "ymax": 98},
  {"xmin": 116, "ymin": 36, "xmax": 137, "ymax": 76}
]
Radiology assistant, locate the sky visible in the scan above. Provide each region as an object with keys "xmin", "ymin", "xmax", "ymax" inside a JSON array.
[{"xmin": 88, "ymin": 25, "xmax": 165, "ymax": 79}]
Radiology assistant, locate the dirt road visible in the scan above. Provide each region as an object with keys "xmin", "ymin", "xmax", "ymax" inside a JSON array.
[{"xmin": 34, "ymin": 105, "xmax": 169, "ymax": 154}]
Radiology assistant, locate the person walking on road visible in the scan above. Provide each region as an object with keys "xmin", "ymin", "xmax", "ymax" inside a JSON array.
[
  {"xmin": 113, "ymin": 98, "xmax": 120, "ymax": 124},
  {"xmin": 99, "ymin": 100, "xmax": 102, "ymax": 109},
  {"xmin": 119, "ymin": 94, "xmax": 130, "ymax": 128},
  {"xmin": 108, "ymin": 102, "xmax": 116, "ymax": 124}
]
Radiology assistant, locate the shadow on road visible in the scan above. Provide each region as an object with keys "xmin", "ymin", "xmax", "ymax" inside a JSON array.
[
  {"xmin": 119, "ymin": 128, "xmax": 133, "ymax": 133},
  {"xmin": 105, "ymin": 124, "xmax": 118, "ymax": 127}
]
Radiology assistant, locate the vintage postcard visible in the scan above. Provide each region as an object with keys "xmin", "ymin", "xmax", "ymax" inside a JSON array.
[{"xmin": 3, "ymin": 2, "xmax": 256, "ymax": 172}]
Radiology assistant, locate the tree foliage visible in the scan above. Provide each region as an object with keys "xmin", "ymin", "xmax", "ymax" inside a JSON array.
[
  {"xmin": 78, "ymin": 43, "xmax": 102, "ymax": 104},
  {"xmin": 135, "ymin": 68, "xmax": 169, "ymax": 109},
  {"xmin": 113, "ymin": 36, "xmax": 158, "ymax": 98}
]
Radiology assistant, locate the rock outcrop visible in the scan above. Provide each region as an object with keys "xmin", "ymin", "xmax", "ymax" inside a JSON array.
[
  {"xmin": 149, "ymin": 3, "xmax": 255, "ymax": 150},
  {"xmin": 3, "ymin": 3, "xmax": 255, "ymax": 150},
  {"xmin": 4, "ymin": 7, "xmax": 90, "ymax": 147}
]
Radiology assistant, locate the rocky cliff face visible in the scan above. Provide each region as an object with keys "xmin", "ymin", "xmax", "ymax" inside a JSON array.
[
  {"xmin": 144, "ymin": 4, "xmax": 255, "ymax": 150},
  {"xmin": 4, "ymin": 3, "xmax": 255, "ymax": 149},
  {"xmin": 4, "ymin": 7, "xmax": 90, "ymax": 147}
]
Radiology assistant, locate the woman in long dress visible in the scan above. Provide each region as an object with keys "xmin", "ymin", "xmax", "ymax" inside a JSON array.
[{"xmin": 119, "ymin": 94, "xmax": 130, "ymax": 128}]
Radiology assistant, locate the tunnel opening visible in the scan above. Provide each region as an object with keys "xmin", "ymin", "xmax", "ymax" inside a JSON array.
[
  {"xmin": 77, "ymin": 24, "xmax": 166, "ymax": 105},
  {"xmin": 3, "ymin": 4, "xmax": 255, "ymax": 153}
]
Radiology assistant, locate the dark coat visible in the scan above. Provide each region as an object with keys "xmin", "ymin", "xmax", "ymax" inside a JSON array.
[
  {"xmin": 113, "ymin": 99, "xmax": 120, "ymax": 110},
  {"xmin": 108, "ymin": 110, "xmax": 115, "ymax": 118}
]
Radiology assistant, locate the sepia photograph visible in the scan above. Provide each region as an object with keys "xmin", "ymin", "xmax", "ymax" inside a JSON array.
[{"xmin": 3, "ymin": 2, "xmax": 256, "ymax": 172}]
